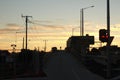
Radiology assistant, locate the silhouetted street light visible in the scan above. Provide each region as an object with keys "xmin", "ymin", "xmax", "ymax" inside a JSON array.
[
  {"xmin": 80, "ymin": 6, "xmax": 94, "ymax": 36},
  {"xmin": 72, "ymin": 27, "xmax": 80, "ymax": 36}
]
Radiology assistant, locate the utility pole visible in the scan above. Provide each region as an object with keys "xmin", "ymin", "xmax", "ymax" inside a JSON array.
[
  {"xmin": 22, "ymin": 37, "xmax": 24, "ymax": 49},
  {"xmin": 22, "ymin": 15, "xmax": 32, "ymax": 50},
  {"xmin": 43, "ymin": 40, "xmax": 47, "ymax": 52}
]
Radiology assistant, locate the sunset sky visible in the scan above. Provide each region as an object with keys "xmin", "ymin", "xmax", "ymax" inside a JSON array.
[{"xmin": 0, "ymin": 0, "xmax": 120, "ymax": 51}]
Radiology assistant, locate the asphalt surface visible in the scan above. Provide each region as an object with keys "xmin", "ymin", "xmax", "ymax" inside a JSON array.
[
  {"xmin": 5, "ymin": 51, "xmax": 120, "ymax": 80},
  {"xmin": 4, "ymin": 77, "xmax": 47, "ymax": 80},
  {"xmin": 43, "ymin": 51, "xmax": 105, "ymax": 80}
]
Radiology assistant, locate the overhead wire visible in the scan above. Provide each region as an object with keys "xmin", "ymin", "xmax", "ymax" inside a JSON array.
[
  {"xmin": 28, "ymin": 17, "xmax": 44, "ymax": 49},
  {"xmin": 29, "ymin": 18, "xmax": 68, "ymax": 50}
]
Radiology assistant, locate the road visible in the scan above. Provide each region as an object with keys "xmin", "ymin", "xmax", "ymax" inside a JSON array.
[
  {"xmin": 43, "ymin": 51, "xmax": 105, "ymax": 80},
  {"xmin": 4, "ymin": 77, "xmax": 47, "ymax": 80},
  {"xmin": 5, "ymin": 51, "xmax": 120, "ymax": 80}
]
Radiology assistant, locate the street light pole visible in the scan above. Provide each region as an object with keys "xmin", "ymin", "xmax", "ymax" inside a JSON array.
[
  {"xmin": 72, "ymin": 28, "xmax": 74, "ymax": 36},
  {"xmin": 81, "ymin": 8, "xmax": 84, "ymax": 36},
  {"xmin": 80, "ymin": 6, "xmax": 94, "ymax": 36},
  {"xmin": 72, "ymin": 27, "xmax": 80, "ymax": 36}
]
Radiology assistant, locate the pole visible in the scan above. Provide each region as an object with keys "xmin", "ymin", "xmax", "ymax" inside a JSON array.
[
  {"xmin": 44, "ymin": 40, "xmax": 47, "ymax": 52},
  {"xmin": 81, "ymin": 9, "xmax": 84, "ymax": 36},
  {"xmin": 106, "ymin": 0, "xmax": 111, "ymax": 78},
  {"xmin": 107, "ymin": 0, "xmax": 110, "ymax": 38},
  {"xmin": 22, "ymin": 15, "xmax": 32, "ymax": 50},
  {"xmin": 80, "ymin": 10, "xmax": 82, "ymax": 36},
  {"xmin": 72, "ymin": 28, "xmax": 74, "ymax": 36},
  {"xmin": 26, "ymin": 17, "xmax": 28, "ymax": 50},
  {"xmin": 23, "ymin": 37, "xmax": 24, "ymax": 49},
  {"xmin": 80, "ymin": 6, "xmax": 94, "ymax": 36}
]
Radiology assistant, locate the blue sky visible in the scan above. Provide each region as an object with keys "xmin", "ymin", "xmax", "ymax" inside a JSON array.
[
  {"xmin": 0, "ymin": 0, "xmax": 120, "ymax": 26},
  {"xmin": 0, "ymin": 0, "xmax": 120, "ymax": 51}
]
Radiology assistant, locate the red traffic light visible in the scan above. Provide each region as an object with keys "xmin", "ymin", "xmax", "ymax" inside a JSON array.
[{"xmin": 99, "ymin": 29, "xmax": 108, "ymax": 42}]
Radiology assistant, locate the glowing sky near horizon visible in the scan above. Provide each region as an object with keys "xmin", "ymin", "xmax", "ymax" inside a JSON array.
[{"xmin": 0, "ymin": 0, "xmax": 120, "ymax": 51}]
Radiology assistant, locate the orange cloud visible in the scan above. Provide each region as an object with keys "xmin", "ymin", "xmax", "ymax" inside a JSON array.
[
  {"xmin": 0, "ymin": 23, "xmax": 24, "ymax": 34},
  {"xmin": 0, "ymin": 20, "xmax": 120, "ymax": 51}
]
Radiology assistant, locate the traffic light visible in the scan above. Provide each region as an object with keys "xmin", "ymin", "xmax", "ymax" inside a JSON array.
[{"xmin": 99, "ymin": 29, "xmax": 108, "ymax": 42}]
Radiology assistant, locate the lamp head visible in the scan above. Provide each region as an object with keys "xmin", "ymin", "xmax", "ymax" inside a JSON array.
[{"xmin": 91, "ymin": 6, "xmax": 94, "ymax": 7}]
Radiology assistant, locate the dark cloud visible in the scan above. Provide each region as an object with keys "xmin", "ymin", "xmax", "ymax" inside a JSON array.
[
  {"xmin": 0, "ymin": 23, "xmax": 24, "ymax": 34},
  {"xmin": 41, "ymin": 24, "xmax": 65, "ymax": 30},
  {"xmin": 6, "ymin": 23, "xmax": 23, "ymax": 30},
  {"xmin": 27, "ymin": 33, "xmax": 69, "ymax": 37},
  {"xmin": 33, "ymin": 20, "xmax": 52, "ymax": 23},
  {"xmin": 6, "ymin": 23, "xmax": 19, "ymax": 27},
  {"xmin": 29, "ymin": 23, "xmax": 65, "ymax": 32}
]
